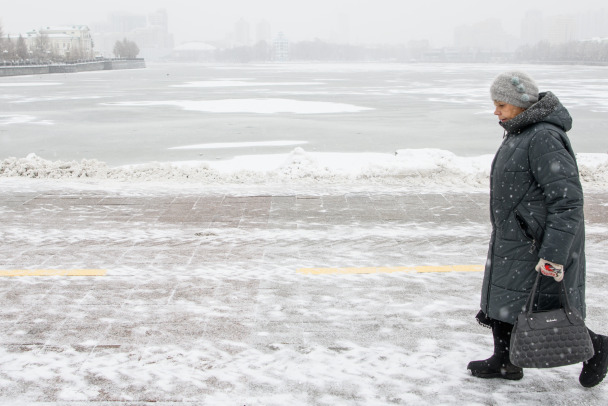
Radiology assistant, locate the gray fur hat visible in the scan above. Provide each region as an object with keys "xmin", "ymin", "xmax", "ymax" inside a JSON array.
[{"xmin": 490, "ymin": 71, "xmax": 539, "ymax": 109}]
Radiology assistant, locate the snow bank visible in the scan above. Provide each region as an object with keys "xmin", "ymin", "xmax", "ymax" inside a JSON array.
[{"xmin": 1, "ymin": 149, "xmax": 608, "ymax": 192}]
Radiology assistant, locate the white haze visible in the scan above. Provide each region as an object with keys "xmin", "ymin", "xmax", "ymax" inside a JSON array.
[{"xmin": 1, "ymin": 0, "xmax": 607, "ymax": 47}]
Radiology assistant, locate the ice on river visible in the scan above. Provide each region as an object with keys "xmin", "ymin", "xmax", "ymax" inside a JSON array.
[{"xmin": 103, "ymin": 98, "xmax": 374, "ymax": 114}]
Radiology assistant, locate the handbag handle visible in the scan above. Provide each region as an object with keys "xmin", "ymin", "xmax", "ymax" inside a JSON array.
[{"xmin": 523, "ymin": 272, "xmax": 573, "ymax": 317}]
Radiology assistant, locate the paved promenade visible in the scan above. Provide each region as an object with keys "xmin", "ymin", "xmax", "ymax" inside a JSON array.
[{"xmin": 1, "ymin": 181, "xmax": 607, "ymax": 405}]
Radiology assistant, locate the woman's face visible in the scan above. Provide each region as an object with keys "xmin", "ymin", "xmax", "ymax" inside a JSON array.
[{"xmin": 493, "ymin": 101, "xmax": 525, "ymax": 123}]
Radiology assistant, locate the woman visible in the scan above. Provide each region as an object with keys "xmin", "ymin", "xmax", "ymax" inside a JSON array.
[{"xmin": 467, "ymin": 71, "xmax": 608, "ymax": 387}]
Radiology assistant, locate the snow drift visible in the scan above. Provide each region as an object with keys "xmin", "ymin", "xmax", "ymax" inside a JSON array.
[{"xmin": 1, "ymin": 149, "xmax": 607, "ymax": 191}]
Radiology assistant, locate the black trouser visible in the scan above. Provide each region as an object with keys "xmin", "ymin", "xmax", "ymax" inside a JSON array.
[{"xmin": 491, "ymin": 319, "xmax": 514, "ymax": 363}]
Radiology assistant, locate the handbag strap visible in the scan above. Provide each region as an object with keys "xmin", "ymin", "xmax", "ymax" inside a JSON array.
[{"xmin": 524, "ymin": 272, "xmax": 572, "ymax": 316}]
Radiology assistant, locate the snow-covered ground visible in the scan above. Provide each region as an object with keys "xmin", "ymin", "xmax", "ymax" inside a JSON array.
[{"xmin": 0, "ymin": 173, "xmax": 607, "ymax": 405}]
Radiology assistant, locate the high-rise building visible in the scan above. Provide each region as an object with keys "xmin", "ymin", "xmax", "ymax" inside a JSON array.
[
  {"xmin": 454, "ymin": 19, "xmax": 515, "ymax": 52},
  {"xmin": 273, "ymin": 32, "xmax": 289, "ymax": 61},
  {"xmin": 331, "ymin": 14, "xmax": 350, "ymax": 44},
  {"xmin": 545, "ymin": 15, "xmax": 577, "ymax": 44},
  {"xmin": 234, "ymin": 19, "xmax": 250, "ymax": 46},
  {"xmin": 148, "ymin": 9, "xmax": 168, "ymax": 31},
  {"xmin": 578, "ymin": 9, "xmax": 608, "ymax": 39},
  {"xmin": 92, "ymin": 9, "xmax": 174, "ymax": 60},
  {"xmin": 521, "ymin": 10, "xmax": 544, "ymax": 45},
  {"xmin": 108, "ymin": 12, "xmax": 147, "ymax": 33},
  {"xmin": 256, "ymin": 20, "xmax": 272, "ymax": 44}
]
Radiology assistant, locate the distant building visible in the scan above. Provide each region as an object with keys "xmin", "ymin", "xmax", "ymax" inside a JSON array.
[
  {"xmin": 331, "ymin": 14, "xmax": 350, "ymax": 44},
  {"xmin": 521, "ymin": 10, "xmax": 544, "ymax": 45},
  {"xmin": 148, "ymin": 9, "xmax": 169, "ymax": 32},
  {"xmin": 171, "ymin": 42, "xmax": 216, "ymax": 61},
  {"xmin": 519, "ymin": 9, "xmax": 607, "ymax": 45},
  {"xmin": 256, "ymin": 20, "xmax": 272, "ymax": 44},
  {"xmin": 454, "ymin": 19, "xmax": 517, "ymax": 52},
  {"xmin": 273, "ymin": 32, "xmax": 289, "ymax": 61},
  {"xmin": 26, "ymin": 25, "xmax": 94, "ymax": 59},
  {"xmin": 234, "ymin": 19, "xmax": 251, "ymax": 46},
  {"xmin": 108, "ymin": 12, "xmax": 147, "ymax": 33},
  {"xmin": 91, "ymin": 9, "xmax": 174, "ymax": 60},
  {"xmin": 545, "ymin": 15, "xmax": 577, "ymax": 44},
  {"xmin": 578, "ymin": 9, "xmax": 608, "ymax": 40}
]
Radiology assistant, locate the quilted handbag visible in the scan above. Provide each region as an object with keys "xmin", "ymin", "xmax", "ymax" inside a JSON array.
[{"xmin": 510, "ymin": 273, "xmax": 594, "ymax": 368}]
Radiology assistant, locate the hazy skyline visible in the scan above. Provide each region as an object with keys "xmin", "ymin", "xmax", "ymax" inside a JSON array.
[{"xmin": 2, "ymin": 0, "xmax": 607, "ymax": 47}]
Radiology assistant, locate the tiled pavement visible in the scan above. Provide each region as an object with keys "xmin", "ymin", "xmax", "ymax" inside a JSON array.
[
  {"xmin": 2, "ymin": 188, "xmax": 607, "ymax": 271},
  {"xmin": 0, "ymin": 188, "xmax": 498, "ymax": 271},
  {"xmin": 1, "ymin": 184, "xmax": 607, "ymax": 405}
]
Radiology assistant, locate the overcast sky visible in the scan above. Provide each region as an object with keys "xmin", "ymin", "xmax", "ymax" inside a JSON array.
[{"xmin": 2, "ymin": 0, "xmax": 606, "ymax": 46}]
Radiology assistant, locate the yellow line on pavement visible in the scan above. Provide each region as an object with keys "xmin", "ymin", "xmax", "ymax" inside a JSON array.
[
  {"xmin": 297, "ymin": 265, "xmax": 484, "ymax": 275},
  {"xmin": 0, "ymin": 269, "xmax": 107, "ymax": 277}
]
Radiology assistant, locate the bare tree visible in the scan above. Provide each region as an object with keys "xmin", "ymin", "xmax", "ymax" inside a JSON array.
[
  {"xmin": 127, "ymin": 40, "xmax": 140, "ymax": 58},
  {"xmin": 0, "ymin": 21, "xmax": 4, "ymax": 58},
  {"xmin": 4, "ymin": 35, "xmax": 16, "ymax": 61},
  {"xmin": 34, "ymin": 33, "xmax": 52, "ymax": 61},
  {"xmin": 112, "ymin": 40, "xmax": 124, "ymax": 58},
  {"xmin": 113, "ymin": 38, "xmax": 140, "ymax": 59},
  {"xmin": 65, "ymin": 44, "xmax": 84, "ymax": 62},
  {"xmin": 16, "ymin": 35, "xmax": 28, "ymax": 61}
]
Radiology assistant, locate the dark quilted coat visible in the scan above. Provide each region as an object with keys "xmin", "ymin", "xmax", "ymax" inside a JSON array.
[{"xmin": 480, "ymin": 91, "xmax": 586, "ymax": 325}]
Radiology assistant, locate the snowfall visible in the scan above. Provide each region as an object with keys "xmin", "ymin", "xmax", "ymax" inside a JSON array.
[
  {"xmin": 2, "ymin": 67, "xmax": 608, "ymax": 404},
  {"xmin": 1, "ymin": 147, "xmax": 608, "ymax": 406}
]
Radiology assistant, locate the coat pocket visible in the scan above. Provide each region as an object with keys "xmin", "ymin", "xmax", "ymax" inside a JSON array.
[{"xmin": 514, "ymin": 209, "xmax": 538, "ymax": 254}]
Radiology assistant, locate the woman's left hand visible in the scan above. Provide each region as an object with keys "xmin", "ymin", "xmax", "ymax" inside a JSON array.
[{"xmin": 535, "ymin": 258, "xmax": 564, "ymax": 282}]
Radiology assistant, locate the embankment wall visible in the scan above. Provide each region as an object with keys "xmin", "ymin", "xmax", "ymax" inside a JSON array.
[{"xmin": 0, "ymin": 59, "xmax": 146, "ymax": 77}]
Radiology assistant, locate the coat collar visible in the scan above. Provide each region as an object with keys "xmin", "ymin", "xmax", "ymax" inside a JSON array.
[{"xmin": 499, "ymin": 91, "xmax": 572, "ymax": 135}]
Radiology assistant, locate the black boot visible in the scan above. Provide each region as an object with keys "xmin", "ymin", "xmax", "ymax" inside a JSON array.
[
  {"xmin": 468, "ymin": 320, "xmax": 523, "ymax": 380},
  {"xmin": 580, "ymin": 329, "xmax": 608, "ymax": 388}
]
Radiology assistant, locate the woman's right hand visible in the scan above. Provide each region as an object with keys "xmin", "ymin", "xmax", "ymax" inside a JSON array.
[{"xmin": 535, "ymin": 258, "xmax": 564, "ymax": 282}]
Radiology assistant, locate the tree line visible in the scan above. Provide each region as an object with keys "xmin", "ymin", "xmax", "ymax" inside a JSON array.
[
  {"xmin": 208, "ymin": 39, "xmax": 608, "ymax": 64},
  {"xmin": 212, "ymin": 39, "xmax": 429, "ymax": 63},
  {"xmin": 1, "ymin": 21, "xmax": 140, "ymax": 65},
  {"xmin": 514, "ymin": 40, "xmax": 608, "ymax": 63}
]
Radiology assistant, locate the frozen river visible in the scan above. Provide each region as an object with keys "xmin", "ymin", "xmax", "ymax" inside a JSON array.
[{"xmin": 1, "ymin": 62, "xmax": 607, "ymax": 166}]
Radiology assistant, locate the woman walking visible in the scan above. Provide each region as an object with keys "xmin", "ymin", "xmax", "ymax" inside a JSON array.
[{"xmin": 467, "ymin": 71, "xmax": 608, "ymax": 387}]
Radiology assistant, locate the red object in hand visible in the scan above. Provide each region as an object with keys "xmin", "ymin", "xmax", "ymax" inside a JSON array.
[{"xmin": 543, "ymin": 263, "xmax": 563, "ymax": 280}]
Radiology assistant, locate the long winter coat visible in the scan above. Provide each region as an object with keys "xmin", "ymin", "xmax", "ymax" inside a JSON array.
[{"xmin": 480, "ymin": 91, "xmax": 586, "ymax": 325}]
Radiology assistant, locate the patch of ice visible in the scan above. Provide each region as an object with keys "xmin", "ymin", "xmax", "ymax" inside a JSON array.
[
  {"xmin": 0, "ymin": 115, "xmax": 54, "ymax": 126},
  {"xmin": 104, "ymin": 99, "xmax": 373, "ymax": 114},
  {"xmin": 169, "ymin": 140, "xmax": 308, "ymax": 150},
  {"xmin": 11, "ymin": 95, "xmax": 104, "ymax": 104},
  {"xmin": 0, "ymin": 82, "xmax": 62, "ymax": 87},
  {"xmin": 172, "ymin": 81, "xmax": 322, "ymax": 88}
]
